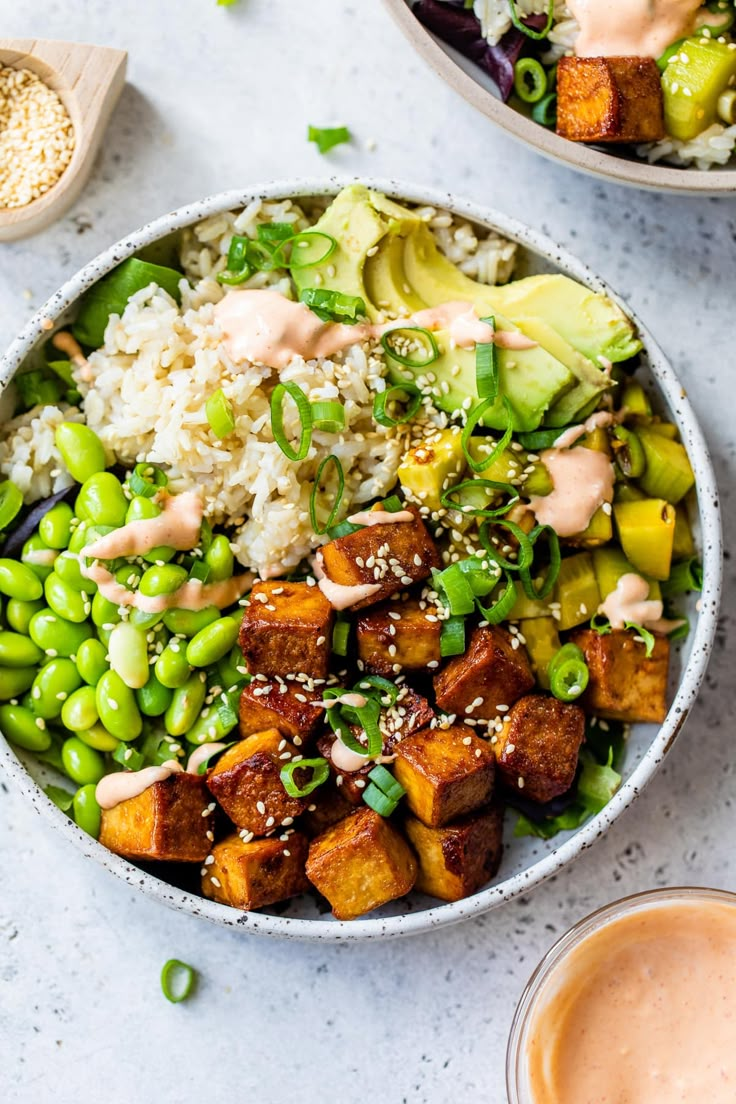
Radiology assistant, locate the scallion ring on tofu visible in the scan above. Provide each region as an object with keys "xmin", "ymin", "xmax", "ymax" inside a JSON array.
[
  {"xmin": 380, "ymin": 326, "xmax": 440, "ymax": 369},
  {"xmin": 373, "ymin": 381, "xmax": 423, "ymax": 427},
  {"xmin": 440, "ymin": 478, "xmax": 519, "ymax": 519},
  {"xmin": 475, "ymin": 571, "xmax": 518, "ymax": 625},
  {"xmin": 160, "ymin": 959, "xmax": 196, "ymax": 1004},
  {"xmin": 433, "ymin": 562, "xmax": 476, "ymax": 616},
  {"xmin": 440, "ymin": 614, "xmax": 466, "ymax": 657},
  {"xmin": 362, "ymin": 764, "xmax": 406, "ymax": 816},
  {"xmin": 548, "ymin": 644, "xmax": 590, "ymax": 702},
  {"xmin": 280, "ymin": 757, "xmax": 330, "ymax": 797},
  {"xmin": 309, "ymin": 454, "xmax": 345, "ymax": 535},
  {"xmin": 354, "ymin": 674, "xmax": 401, "ymax": 708},
  {"xmin": 324, "ymin": 691, "xmax": 382, "ymax": 758},
  {"xmin": 270, "ymin": 381, "xmax": 313, "ymax": 461}
]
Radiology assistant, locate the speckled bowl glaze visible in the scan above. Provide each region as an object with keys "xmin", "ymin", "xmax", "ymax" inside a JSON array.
[
  {"xmin": 0, "ymin": 179, "xmax": 722, "ymax": 941},
  {"xmin": 383, "ymin": 0, "xmax": 736, "ymax": 195}
]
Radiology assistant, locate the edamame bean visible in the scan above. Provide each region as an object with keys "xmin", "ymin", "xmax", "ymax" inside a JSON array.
[
  {"xmin": 108, "ymin": 622, "xmax": 149, "ymax": 689},
  {"xmin": 6, "ymin": 597, "xmax": 45, "ymax": 635},
  {"xmin": 28, "ymin": 608, "xmax": 93, "ymax": 658},
  {"xmin": 0, "ymin": 666, "xmax": 37, "ymax": 701},
  {"xmin": 61, "ymin": 736, "xmax": 106, "ymax": 785},
  {"xmin": 76, "ymin": 724, "xmax": 118, "ymax": 752},
  {"xmin": 55, "ymin": 422, "xmax": 107, "ymax": 484},
  {"xmin": 164, "ymin": 671, "xmax": 207, "ymax": 737},
  {"xmin": 217, "ymin": 645, "xmax": 245, "ymax": 691},
  {"xmin": 136, "ymin": 672, "xmax": 173, "ymax": 717},
  {"xmin": 68, "ymin": 521, "xmax": 113, "ymax": 555},
  {"xmin": 30, "ymin": 658, "xmax": 83, "ymax": 719},
  {"xmin": 0, "ymin": 630, "xmax": 44, "ymax": 668},
  {"xmin": 114, "ymin": 562, "xmax": 144, "ymax": 591},
  {"xmin": 205, "ymin": 534, "xmax": 234, "ymax": 582},
  {"xmin": 0, "ymin": 703, "xmax": 51, "ymax": 751},
  {"xmin": 21, "ymin": 535, "xmax": 58, "ymax": 582},
  {"xmin": 185, "ymin": 700, "xmax": 237, "ymax": 746},
  {"xmin": 163, "ymin": 605, "xmax": 219, "ymax": 637},
  {"xmin": 76, "ymin": 638, "xmax": 109, "ymax": 686},
  {"xmin": 186, "ymin": 616, "xmax": 239, "ymax": 668},
  {"xmin": 0, "ymin": 558, "xmax": 43, "ymax": 601},
  {"xmin": 155, "ymin": 643, "xmax": 192, "ymax": 689},
  {"xmin": 44, "ymin": 572, "xmax": 91, "ymax": 623},
  {"xmin": 39, "ymin": 502, "xmax": 74, "ymax": 550},
  {"xmin": 75, "ymin": 472, "xmax": 127, "ymax": 528},
  {"xmin": 73, "ymin": 783, "xmax": 101, "ymax": 837},
  {"xmin": 91, "ymin": 590, "xmax": 122, "ymax": 629},
  {"xmin": 126, "ymin": 496, "xmax": 174, "ymax": 564},
  {"xmin": 139, "ymin": 563, "xmax": 188, "ymax": 598},
  {"xmin": 61, "ymin": 685, "xmax": 99, "ymax": 732},
  {"xmin": 54, "ymin": 550, "xmax": 97, "ymax": 594},
  {"xmin": 95, "ymin": 669, "xmax": 142, "ymax": 740}
]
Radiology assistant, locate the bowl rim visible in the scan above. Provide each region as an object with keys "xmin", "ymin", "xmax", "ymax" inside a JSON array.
[
  {"xmin": 382, "ymin": 0, "xmax": 736, "ymax": 196},
  {"xmin": 505, "ymin": 886, "xmax": 736, "ymax": 1099},
  {"xmin": 0, "ymin": 176, "xmax": 723, "ymax": 941}
]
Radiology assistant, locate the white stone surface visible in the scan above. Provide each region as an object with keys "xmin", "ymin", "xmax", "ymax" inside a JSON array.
[{"xmin": 0, "ymin": 2, "xmax": 734, "ymax": 1101}]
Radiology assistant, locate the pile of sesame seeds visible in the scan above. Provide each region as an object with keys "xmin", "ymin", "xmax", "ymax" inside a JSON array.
[{"xmin": 0, "ymin": 67, "xmax": 75, "ymax": 210}]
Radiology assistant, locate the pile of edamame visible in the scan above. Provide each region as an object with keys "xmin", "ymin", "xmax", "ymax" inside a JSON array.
[{"xmin": 0, "ymin": 422, "xmax": 247, "ymax": 839}]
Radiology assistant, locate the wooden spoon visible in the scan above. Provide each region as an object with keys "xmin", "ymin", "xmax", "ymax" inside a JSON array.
[{"xmin": 0, "ymin": 38, "xmax": 127, "ymax": 242}]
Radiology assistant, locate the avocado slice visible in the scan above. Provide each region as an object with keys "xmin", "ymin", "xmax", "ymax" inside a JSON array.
[
  {"xmin": 511, "ymin": 317, "xmax": 613, "ymax": 427},
  {"xmin": 364, "ymin": 231, "xmax": 425, "ymax": 317}
]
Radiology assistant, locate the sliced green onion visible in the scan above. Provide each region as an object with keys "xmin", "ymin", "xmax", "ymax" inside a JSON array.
[
  {"xmin": 257, "ymin": 222, "xmax": 295, "ymax": 245},
  {"xmin": 354, "ymin": 674, "xmax": 400, "ymax": 708},
  {"xmin": 309, "ymin": 454, "xmax": 345, "ymax": 535},
  {"xmin": 217, "ymin": 234, "xmax": 253, "ymax": 285},
  {"xmin": 324, "ymin": 694, "xmax": 378, "ymax": 756},
  {"xmin": 381, "ymin": 495, "xmax": 404, "ymax": 513},
  {"xmin": 161, "ymin": 959, "xmax": 196, "ymax": 1003},
  {"xmin": 440, "ymin": 614, "xmax": 466, "ymax": 657},
  {"xmin": 657, "ymin": 37, "xmax": 685, "ymax": 72},
  {"xmin": 475, "ymin": 318, "xmax": 499, "ymax": 399},
  {"xmin": 206, "ymin": 388, "xmax": 236, "ymax": 439},
  {"xmin": 661, "ymin": 557, "xmax": 703, "ymax": 598},
  {"xmin": 373, "ymin": 382, "xmax": 423, "ymax": 427},
  {"xmin": 457, "ymin": 556, "xmax": 501, "ymax": 598},
  {"xmin": 627, "ymin": 622, "xmax": 655, "ymax": 658},
  {"xmin": 462, "ymin": 395, "xmax": 514, "ymax": 474},
  {"xmin": 270, "ymin": 381, "xmax": 313, "ymax": 461},
  {"xmin": 189, "ymin": 560, "xmax": 211, "ymax": 584},
  {"xmin": 520, "ymin": 524, "xmax": 561, "ymax": 600},
  {"xmin": 216, "ymin": 687, "xmax": 242, "ymax": 730},
  {"xmin": 479, "ymin": 518, "xmax": 534, "ymax": 573},
  {"xmin": 549, "ymin": 643, "xmax": 589, "ymax": 702},
  {"xmin": 112, "ymin": 743, "xmax": 146, "ymax": 771},
  {"xmin": 130, "ymin": 462, "xmax": 168, "ymax": 498},
  {"xmin": 308, "ymin": 124, "xmax": 351, "ymax": 154},
  {"xmin": 433, "ymin": 563, "xmax": 476, "ymax": 616},
  {"xmin": 517, "ymin": 428, "xmax": 565, "ymax": 450},
  {"xmin": 284, "ymin": 231, "xmax": 337, "ymax": 270},
  {"xmin": 440, "ymin": 478, "xmax": 519, "ymax": 519},
  {"xmin": 311, "ymin": 400, "xmax": 345, "ymax": 433},
  {"xmin": 476, "ymin": 572, "xmax": 517, "ymax": 625},
  {"xmin": 326, "ymin": 518, "xmax": 361, "ymax": 540},
  {"xmin": 532, "ymin": 92, "xmax": 557, "ymax": 127},
  {"xmin": 332, "ymin": 614, "xmax": 350, "ymax": 656},
  {"xmin": 362, "ymin": 782, "xmax": 400, "ymax": 817},
  {"xmin": 381, "ymin": 326, "xmax": 440, "ymax": 369},
  {"xmin": 44, "ymin": 784, "xmax": 74, "ymax": 812},
  {"xmin": 280, "ymin": 757, "xmax": 330, "ymax": 797},
  {"xmin": 367, "ymin": 764, "xmax": 406, "ymax": 803},
  {"xmin": 513, "ymin": 57, "xmax": 548, "ymax": 103},
  {"xmin": 300, "ymin": 287, "xmax": 366, "ymax": 323},
  {"xmin": 0, "ymin": 480, "xmax": 23, "ymax": 531},
  {"xmin": 508, "ymin": 0, "xmax": 554, "ymax": 39}
]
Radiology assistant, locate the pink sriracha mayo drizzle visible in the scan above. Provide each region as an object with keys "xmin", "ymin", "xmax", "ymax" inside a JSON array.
[
  {"xmin": 214, "ymin": 289, "xmax": 537, "ymax": 370},
  {"xmin": 529, "ymin": 447, "xmax": 615, "ymax": 538},
  {"xmin": 96, "ymin": 760, "xmax": 183, "ymax": 810},
  {"xmin": 598, "ymin": 572, "xmax": 684, "ymax": 634},
  {"xmin": 313, "ymin": 551, "xmax": 381, "ymax": 611},
  {"xmin": 186, "ymin": 743, "xmax": 228, "ymax": 776},
  {"xmin": 567, "ymin": 0, "xmax": 702, "ymax": 59},
  {"xmin": 346, "ymin": 509, "xmax": 414, "ymax": 527},
  {"xmin": 52, "ymin": 330, "xmax": 93, "ymax": 382},
  {"xmin": 552, "ymin": 409, "xmax": 615, "ymax": 450}
]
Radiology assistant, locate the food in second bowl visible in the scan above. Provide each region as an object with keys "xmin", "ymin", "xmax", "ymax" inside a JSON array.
[
  {"xmin": 413, "ymin": 0, "xmax": 736, "ymax": 169},
  {"xmin": 0, "ymin": 186, "xmax": 700, "ymax": 919}
]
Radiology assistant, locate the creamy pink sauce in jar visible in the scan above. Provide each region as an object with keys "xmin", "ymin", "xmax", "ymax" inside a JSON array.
[
  {"xmin": 567, "ymin": 0, "xmax": 702, "ymax": 59},
  {"xmin": 508, "ymin": 889, "xmax": 736, "ymax": 1104}
]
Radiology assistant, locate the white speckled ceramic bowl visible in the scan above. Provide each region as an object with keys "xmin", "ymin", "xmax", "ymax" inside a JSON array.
[
  {"xmin": 0, "ymin": 179, "xmax": 722, "ymax": 940},
  {"xmin": 383, "ymin": 0, "xmax": 736, "ymax": 195}
]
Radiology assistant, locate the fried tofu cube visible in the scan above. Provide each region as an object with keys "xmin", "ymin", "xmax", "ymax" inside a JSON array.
[
  {"xmin": 305, "ymin": 807, "xmax": 417, "ymax": 920},
  {"xmin": 356, "ymin": 598, "xmax": 442, "ymax": 675},
  {"xmin": 556, "ymin": 56, "xmax": 664, "ymax": 144},
  {"xmin": 568, "ymin": 627, "xmax": 670, "ymax": 723},
  {"xmin": 238, "ymin": 581, "xmax": 333, "ymax": 679},
  {"xmin": 433, "ymin": 625, "xmax": 534, "ymax": 720},
  {"xmin": 404, "ymin": 803, "xmax": 504, "ymax": 902},
  {"xmin": 206, "ymin": 729, "xmax": 306, "ymax": 834},
  {"xmin": 239, "ymin": 677, "xmax": 323, "ymax": 747},
  {"xmin": 99, "ymin": 772, "xmax": 210, "ymax": 862},
  {"xmin": 201, "ymin": 831, "xmax": 309, "ymax": 910},
  {"xmin": 299, "ymin": 784, "xmax": 354, "ymax": 838},
  {"xmin": 494, "ymin": 694, "xmax": 585, "ymax": 804},
  {"xmin": 393, "ymin": 724, "xmax": 495, "ymax": 828},
  {"xmin": 319, "ymin": 505, "xmax": 440, "ymax": 610}
]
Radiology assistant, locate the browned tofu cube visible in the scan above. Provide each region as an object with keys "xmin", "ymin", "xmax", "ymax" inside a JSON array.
[
  {"xmin": 393, "ymin": 724, "xmax": 495, "ymax": 828},
  {"xmin": 306, "ymin": 807, "xmax": 417, "ymax": 920},
  {"xmin": 556, "ymin": 56, "xmax": 664, "ymax": 144},
  {"xmin": 299, "ymin": 784, "xmax": 354, "ymax": 838},
  {"xmin": 239, "ymin": 677, "xmax": 323, "ymax": 747},
  {"xmin": 319, "ymin": 505, "xmax": 440, "ymax": 610},
  {"xmin": 356, "ymin": 598, "xmax": 442, "ymax": 675},
  {"xmin": 568, "ymin": 628, "xmax": 670, "ymax": 723},
  {"xmin": 404, "ymin": 803, "xmax": 504, "ymax": 902},
  {"xmin": 206, "ymin": 729, "xmax": 306, "ymax": 834},
  {"xmin": 201, "ymin": 831, "xmax": 310, "ymax": 910},
  {"xmin": 99, "ymin": 772, "xmax": 210, "ymax": 862},
  {"xmin": 238, "ymin": 581, "xmax": 333, "ymax": 679},
  {"xmin": 494, "ymin": 694, "xmax": 585, "ymax": 804},
  {"xmin": 433, "ymin": 625, "xmax": 534, "ymax": 720}
]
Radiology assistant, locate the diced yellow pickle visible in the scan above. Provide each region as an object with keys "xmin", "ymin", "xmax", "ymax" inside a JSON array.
[
  {"xmin": 672, "ymin": 504, "xmax": 696, "ymax": 562},
  {"xmin": 520, "ymin": 617, "xmax": 561, "ymax": 690},
  {"xmin": 553, "ymin": 553, "xmax": 601, "ymax": 630},
  {"xmin": 614, "ymin": 499, "xmax": 675, "ymax": 581},
  {"xmin": 663, "ymin": 36, "xmax": 736, "ymax": 140},
  {"xmin": 636, "ymin": 428, "xmax": 694, "ymax": 504},
  {"xmin": 592, "ymin": 545, "xmax": 661, "ymax": 602},
  {"xmin": 567, "ymin": 506, "xmax": 613, "ymax": 549}
]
